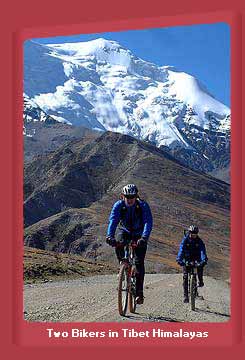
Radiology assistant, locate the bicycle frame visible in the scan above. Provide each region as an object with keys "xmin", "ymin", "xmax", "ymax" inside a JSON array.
[
  {"xmin": 117, "ymin": 241, "xmax": 137, "ymax": 316},
  {"xmin": 186, "ymin": 260, "xmax": 200, "ymax": 310},
  {"xmin": 121, "ymin": 241, "xmax": 137, "ymax": 266}
]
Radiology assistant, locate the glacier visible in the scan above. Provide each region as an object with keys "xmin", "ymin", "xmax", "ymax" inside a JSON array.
[{"xmin": 24, "ymin": 38, "xmax": 230, "ymax": 150}]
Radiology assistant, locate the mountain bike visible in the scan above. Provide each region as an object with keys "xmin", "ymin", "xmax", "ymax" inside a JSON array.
[
  {"xmin": 117, "ymin": 241, "xmax": 137, "ymax": 316},
  {"xmin": 185, "ymin": 260, "xmax": 201, "ymax": 311}
]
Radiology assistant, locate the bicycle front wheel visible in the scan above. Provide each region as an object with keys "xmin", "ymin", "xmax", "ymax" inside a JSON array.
[
  {"xmin": 118, "ymin": 263, "xmax": 129, "ymax": 316},
  {"xmin": 190, "ymin": 274, "xmax": 197, "ymax": 311},
  {"xmin": 129, "ymin": 266, "xmax": 137, "ymax": 313}
]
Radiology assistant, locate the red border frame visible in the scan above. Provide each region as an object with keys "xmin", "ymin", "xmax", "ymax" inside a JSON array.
[{"xmin": 1, "ymin": 0, "xmax": 244, "ymax": 357}]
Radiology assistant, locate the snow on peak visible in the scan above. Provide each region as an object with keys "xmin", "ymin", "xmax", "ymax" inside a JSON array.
[
  {"xmin": 46, "ymin": 38, "xmax": 134, "ymax": 70},
  {"xmin": 24, "ymin": 38, "xmax": 230, "ymax": 149},
  {"xmin": 167, "ymin": 70, "xmax": 230, "ymax": 129},
  {"xmin": 47, "ymin": 38, "xmax": 124, "ymax": 55}
]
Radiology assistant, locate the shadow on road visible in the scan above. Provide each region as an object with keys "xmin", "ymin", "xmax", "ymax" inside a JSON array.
[
  {"xmin": 195, "ymin": 308, "xmax": 230, "ymax": 318},
  {"xmin": 124, "ymin": 312, "xmax": 184, "ymax": 322}
]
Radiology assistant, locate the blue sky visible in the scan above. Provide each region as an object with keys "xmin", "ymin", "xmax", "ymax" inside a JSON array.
[{"xmin": 35, "ymin": 22, "xmax": 230, "ymax": 107}]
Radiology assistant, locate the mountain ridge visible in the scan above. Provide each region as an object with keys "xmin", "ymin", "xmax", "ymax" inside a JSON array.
[
  {"xmin": 24, "ymin": 130, "xmax": 230, "ymax": 280},
  {"xmin": 24, "ymin": 38, "xmax": 230, "ymax": 177}
]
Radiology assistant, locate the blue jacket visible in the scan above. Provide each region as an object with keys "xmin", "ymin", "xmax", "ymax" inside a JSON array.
[
  {"xmin": 107, "ymin": 199, "xmax": 153, "ymax": 239},
  {"xmin": 176, "ymin": 235, "xmax": 208, "ymax": 264}
]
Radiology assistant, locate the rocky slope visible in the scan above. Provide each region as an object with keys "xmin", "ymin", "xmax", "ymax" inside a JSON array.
[
  {"xmin": 24, "ymin": 95, "xmax": 101, "ymax": 162},
  {"xmin": 24, "ymin": 246, "xmax": 116, "ymax": 283},
  {"xmin": 24, "ymin": 131, "xmax": 230, "ymax": 280}
]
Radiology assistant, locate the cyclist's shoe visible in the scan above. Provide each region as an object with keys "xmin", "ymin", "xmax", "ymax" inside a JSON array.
[
  {"xmin": 183, "ymin": 296, "xmax": 189, "ymax": 303},
  {"xmin": 136, "ymin": 296, "xmax": 144, "ymax": 305},
  {"xmin": 198, "ymin": 281, "xmax": 204, "ymax": 287}
]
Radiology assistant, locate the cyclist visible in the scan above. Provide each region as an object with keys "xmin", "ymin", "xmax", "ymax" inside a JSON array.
[
  {"xmin": 106, "ymin": 184, "xmax": 153, "ymax": 305},
  {"xmin": 176, "ymin": 225, "xmax": 208, "ymax": 303}
]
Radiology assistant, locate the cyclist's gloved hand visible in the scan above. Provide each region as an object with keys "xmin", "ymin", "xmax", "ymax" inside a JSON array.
[
  {"xmin": 106, "ymin": 236, "xmax": 116, "ymax": 247},
  {"xmin": 177, "ymin": 260, "xmax": 184, "ymax": 266},
  {"xmin": 137, "ymin": 237, "xmax": 147, "ymax": 247},
  {"xmin": 199, "ymin": 260, "xmax": 207, "ymax": 266}
]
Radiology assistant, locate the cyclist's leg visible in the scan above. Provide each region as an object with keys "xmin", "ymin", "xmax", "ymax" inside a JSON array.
[
  {"xmin": 197, "ymin": 265, "xmax": 204, "ymax": 287},
  {"xmin": 183, "ymin": 265, "xmax": 189, "ymax": 301},
  {"xmin": 115, "ymin": 231, "xmax": 129, "ymax": 263},
  {"xmin": 135, "ymin": 241, "xmax": 147, "ymax": 301}
]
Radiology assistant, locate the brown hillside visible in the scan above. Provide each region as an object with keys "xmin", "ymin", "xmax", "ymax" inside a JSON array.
[{"xmin": 24, "ymin": 131, "xmax": 230, "ymax": 280}]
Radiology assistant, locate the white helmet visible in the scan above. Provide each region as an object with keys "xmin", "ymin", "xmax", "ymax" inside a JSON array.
[
  {"xmin": 122, "ymin": 184, "xmax": 138, "ymax": 196},
  {"xmin": 188, "ymin": 225, "xmax": 199, "ymax": 234}
]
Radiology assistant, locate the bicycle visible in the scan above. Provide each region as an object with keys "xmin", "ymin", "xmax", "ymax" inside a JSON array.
[
  {"xmin": 117, "ymin": 240, "xmax": 138, "ymax": 316},
  {"xmin": 184, "ymin": 260, "xmax": 202, "ymax": 311}
]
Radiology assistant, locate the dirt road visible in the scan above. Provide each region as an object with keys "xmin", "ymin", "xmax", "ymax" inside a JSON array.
[{"xmin": 24, "ymin": 274, "xmax": 230, "ymax": 322}]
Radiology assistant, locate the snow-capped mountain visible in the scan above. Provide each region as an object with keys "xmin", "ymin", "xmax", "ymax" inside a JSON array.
[
  {"xmin": 24, "ymin": 38, "xmax": 230, "ymax": 178},
  {"xmin": 23, "ymin": 94, "xmax": 60, "ymax": 137}
]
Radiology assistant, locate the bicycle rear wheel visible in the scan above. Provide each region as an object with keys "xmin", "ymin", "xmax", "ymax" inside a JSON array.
[
  {"xmin": 118, "ymin": 263, "xmax": 129, "ymax": 316},
  {"xmin": 129, "ymin": 266, "xmax": 137, "ymax": 313},
  {"xmin": 190, "ymin": 274, "xmax": 197, "ymax": 311}
]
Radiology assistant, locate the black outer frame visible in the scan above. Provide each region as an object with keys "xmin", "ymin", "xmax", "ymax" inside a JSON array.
[{"xmin": 0, "ymin": 0, "xmax": 244, "ymax": 357}]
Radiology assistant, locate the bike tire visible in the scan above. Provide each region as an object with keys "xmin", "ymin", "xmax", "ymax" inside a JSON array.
[
  {"xmin": 190, "ymin": 274, "xmax": 197, "ymax": 311},
  {"xmin": 118, "ymin": 263, "xmax": 129, "ymax": 316},
  {"xmin": 129, "ymin": 266, "xmax": 137, "ymax": 313}
]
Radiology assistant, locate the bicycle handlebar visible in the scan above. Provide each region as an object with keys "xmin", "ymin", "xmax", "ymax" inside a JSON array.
[
  {"xmin": 184, "ymin": 260, "xmax": 202, "ymax": 267},
  {"xmin": 106, "ymin": 237, "xmax": 138, "ymax": 248}
]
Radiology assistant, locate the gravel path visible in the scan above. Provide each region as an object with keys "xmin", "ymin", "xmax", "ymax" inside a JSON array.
[{"xmin": 24, "ymin": 274, "xmax": 230, "ymax": 322}]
